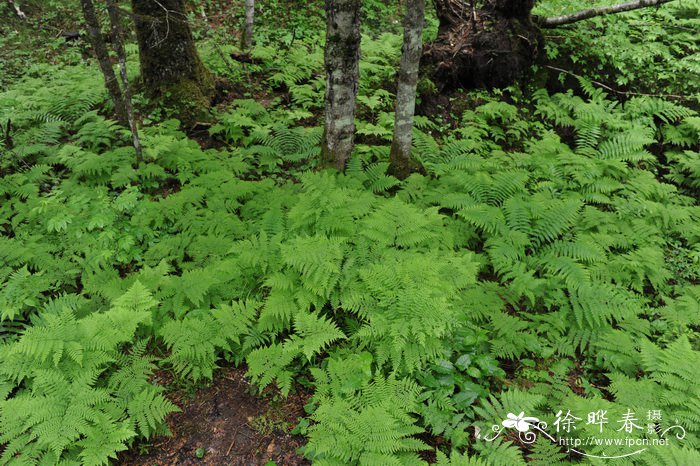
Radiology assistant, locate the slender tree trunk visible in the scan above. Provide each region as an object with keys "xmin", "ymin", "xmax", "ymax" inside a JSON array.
[
  {"xmin": 389, "ymin": 0, "xmax": 425, "ymax": 180},
  {"xmin": 242, "ymin": 0, "xmax": 255, "ymax": 50},
  {"xmin": 2, "ymin": 120, "xmax": 13, "ymax": 150},
  {"xmin": 105, "ymin": 0, "xmax": 143, "ymax": 166},
  {"xmin": 538, "ymin": 0, "xmax": 676, "ymax": 27},
  {"xmin": 131, "ymin": 0, "xmax": 215, "ymax": 121},
  {"xmin": 320, "ymin": 0, "xmax": 361, "ymax": 171},
  {"xmin": 79, "ymin": 0, "xmax": 128, "ymax": 125}
]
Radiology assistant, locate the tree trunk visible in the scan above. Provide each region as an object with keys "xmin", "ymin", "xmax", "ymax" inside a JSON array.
[
  {"xmin": 425, "ymin": 0, "xmax": 541, "ymax": 89},
  {"xmin": 320, "ymin": 0, "xmax": 361, "ymax": 171},
  {"xmin": 242, "ymin": 0, "xmax": 255, "ymax": 50},
  {"xmin": 105, "ymin": 0, "xmax": 143, "ymax": 166},
  {"xmin": 79, "ymin": 0, "xmax": 128, "ymax": 125},
  {"xmin": 131, "ymin": 0, "xmax": 215, "ymax": 121},
  {"xmin": 389, "ymin": 0, "xmax": 425, "ymax": 180},
  {"xmin": 2, "ymin": 120, "xmax": 13, "ymax": 150}
]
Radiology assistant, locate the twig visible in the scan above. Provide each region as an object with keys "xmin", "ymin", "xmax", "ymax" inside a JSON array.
[
  {"xmin": 544, "ymin": 65, "xmax": 688, "ymax": 101},
  {"xmin": 226, "ymin": 425, "xmax": 242, "ymax": 456},
  {"xmin": 627, "ymin": 22, "xmax": 697, "ymax": 32},
  {"xmin": 151, "ymin": 0, "xmax": 171, "ymax": 47}
]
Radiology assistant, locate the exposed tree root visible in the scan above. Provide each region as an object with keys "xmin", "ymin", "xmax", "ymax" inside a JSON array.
[
  {"xmin": 424, "ymin": 0, "xmax": 542, "ymax": 89},
  {"xmin": 424, "ymin": 0, "xmax": 678, "ymax": 90}
]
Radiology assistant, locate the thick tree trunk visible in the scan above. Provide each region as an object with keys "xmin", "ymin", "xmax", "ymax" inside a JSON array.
[
  {"xmin": 320, "ymin": 0, "xmax": 361, "ymax": 171},
  {"xmin": 242, "ymin": 0, "xmax": 255, "ymax": 50},
  {"xmin": 105, "ymin": 0, "xmax": 143, "ymax": 165},
  {"xmin": 425, "ymin": 0, "xmax": 541, "ymax": 89},
  {"xmin": 131, "ymin": 0, "xmax": 215, "ymax": 121},
  {"xmin": 389, "ymin": 0, "xmax": 425, "ymax": 180},
  {"xmin": 79, "ymin": 0, "xmax": 128, "ymax": 125}
]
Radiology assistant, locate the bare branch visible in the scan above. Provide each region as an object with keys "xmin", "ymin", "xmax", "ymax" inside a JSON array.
[
  {"xmin": 8, "ymin": 0, "xmax": 27, "ymax": 19},
  {"xmin": 544, "ymin": 65, "xmax": 688, "ymax": 101},
  {"xmin": 537, "ymin": 0, "xmax": 676, "ymax": 28}
]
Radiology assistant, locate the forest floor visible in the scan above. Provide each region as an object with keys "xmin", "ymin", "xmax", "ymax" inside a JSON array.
[
  {"xmin": 1, "ymin": 1, "xmax": 699, "ymax": 465},
  {"xmin": 118, "ymin": 367, "xmax": 309, "ymax": 466}
]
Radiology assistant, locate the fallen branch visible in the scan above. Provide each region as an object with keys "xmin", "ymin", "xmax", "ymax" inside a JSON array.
[{"xmin": 538, "ymin": 0, "xmax": 676, "ymax": 28}]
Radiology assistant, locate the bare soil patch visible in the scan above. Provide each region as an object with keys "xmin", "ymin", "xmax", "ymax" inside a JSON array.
[{"xmin": 118, "ymin": 367, "xmax": 310, "ymax": 466}]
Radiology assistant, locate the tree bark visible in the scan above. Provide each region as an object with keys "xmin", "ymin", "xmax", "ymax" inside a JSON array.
[
  {"xmin": 131, "ymin": 0, "xmax": 215, "ymax": 121},
  {"xmin": 79, "ymin": 0, "xmax": 128, "ymax": 125},
  {"xmin": 320, "ymin": 0, "xmax": 361, "ymax": 171},
  {"xmin": 389, "ymin": 0, "xmax": 425, "ymax": 180},
  {"xmin": 538, "ymin": 0, "xmax": 676, "ymax": 28},
  {"xmin": 105, "ymin": 0, "xmax": 143, "ymax": 166},
  {"xmin": 2, "ymin": 120, "xmax": 13, "ymax": 150},
  {"xmin": 242, "ymin": 0, "xmax": 255, "ymax": 50}
]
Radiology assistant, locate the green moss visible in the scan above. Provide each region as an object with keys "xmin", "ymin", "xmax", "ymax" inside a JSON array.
[{"xmin": 154, "ymin": 66, "xmax": 215, "ymax": 125}]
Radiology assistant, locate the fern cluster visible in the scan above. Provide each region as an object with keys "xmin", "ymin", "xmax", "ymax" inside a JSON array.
[{"xmin": 0, "ymin": 283, "xmax": 178, "ymax": 465}]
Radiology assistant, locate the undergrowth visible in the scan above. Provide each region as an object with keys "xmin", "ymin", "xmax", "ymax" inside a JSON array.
[{"xmin": 1, "ymin": 1, "xmax": 699, "ymax": 465}]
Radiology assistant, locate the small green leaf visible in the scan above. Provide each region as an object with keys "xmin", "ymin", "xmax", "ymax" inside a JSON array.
[{"xmin": 455, "ymin": 354, "xmax": 472, "ymax": 370}]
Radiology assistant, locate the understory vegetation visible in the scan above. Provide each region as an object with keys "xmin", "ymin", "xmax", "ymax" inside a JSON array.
[{"xmin": 1, "ymin": 0, "xmax": 699, "ymax": 465}]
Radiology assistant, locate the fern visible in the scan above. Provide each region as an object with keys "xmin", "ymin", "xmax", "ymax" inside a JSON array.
[
  {"xmin": 2, "ymin": 20, "xmax": 700, "ymax": 466},
  {"xmin": 0, "ymin": 283, "xmax": 178, "ymax": 465},
  {"xmin": 305, "ymin": 369, "xmax": 428, "ymax": 465}
]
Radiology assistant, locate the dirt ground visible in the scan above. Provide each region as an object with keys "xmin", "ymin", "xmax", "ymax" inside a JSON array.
[{"xmin": 118, "ymin": 366, "xmax": 310, "ymax": 466}]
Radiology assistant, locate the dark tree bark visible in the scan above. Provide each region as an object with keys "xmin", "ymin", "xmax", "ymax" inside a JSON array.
[
  {"xmin": 320, "ymin": 0, "xmax": 361, "ymax": 171},
  {"xmin": 427, "ymin": 0, "xmax": 678, "ymax": 89},
  {"xmin": 425, "ymin": 0, "xmax": 541, "ymax": 89},
  {"xmin": 105, "ymin": 0, "xmax": 143, "ymax": 165},
  {"xmin": 79, "ymin": 0, "xmax": 128, "ymax": 125},
  {"xmin": 2, "ymin": 120, "xmax": 13, "ymax": 150},
  {"xmin": 131, "ymin": 0, "xmax": 215, "ymax": 120},
  {"xmin": 389, "ymin": 0, "xmax": 425, "ymax": 180}
]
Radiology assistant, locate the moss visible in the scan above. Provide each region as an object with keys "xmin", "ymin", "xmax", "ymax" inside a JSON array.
[
  {"xmin": 389, "ymin": 143, "xmax": 424, "ymax": 180},
  {"xmin": 142, "ymin": 59, "xmax": 216, "ymax": 127},
  {"xmin": 160, "ymin": 73, "xmax": 215, "ymax": 124}
]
